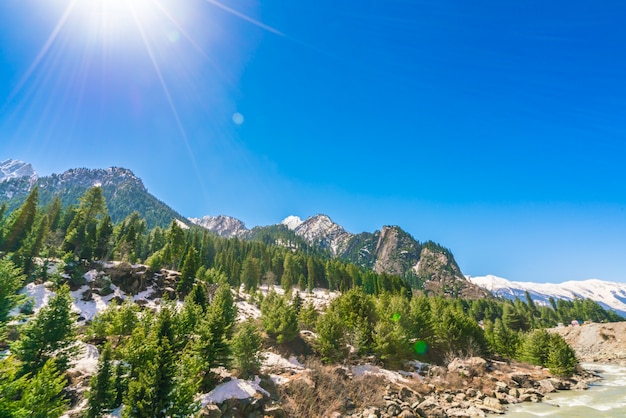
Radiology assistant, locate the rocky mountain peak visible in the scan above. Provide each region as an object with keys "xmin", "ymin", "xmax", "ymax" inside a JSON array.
[
  {"xmin": 188, "ymin": 215, "xmax": 247, "ymax": 238},
  {"xmin": 0, "ymin": 159, "xmax": 38, "ymax": 184},
  {"xmin": 52, "ymin": 167, "xmax": 145, "ymax": 191},
  {"xmin": 281, "ymin": 215, "xmax": 303, "ymax": 230},
  {"xmin": 372, "ymin": 226, "xmax": 421, "ymax": 276},
  {"xmin": 293, "ymin": 214, "xmax": 353, "ymax": 256}
]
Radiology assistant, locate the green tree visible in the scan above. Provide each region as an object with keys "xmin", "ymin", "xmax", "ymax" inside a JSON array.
[
  {"xmin": 63, "ymin": 187, "xmax": 107, "ymax": 259},
  {"xmin": 0, "ymin": 259, "xmax": 25, "ymax": 326},
  {"xmin": 232, "ymin": 321, "xmax": 264, "ymax": 379},
  {"xmin": 260, "ymin": 291, "xmax": 299, "ymax": 344},
  {"xmin": 518, "ymin": 328, "xmax": 551, "ymax": 366},
  {"xmin": 19, "ymin": 359, "xmax": 68, "ymax": 418},
  {"xmin": 13, "ymin": 284, "xmax": 77, "ymax": 375},
  {"xmin": 1, "ymin": 186, "xmax": 39, "ymax": 252},
  {"xmin": 241, "ymin": 255, "xmax": 262, "ymax": 292},
  {"xmin": 546, "ymin": 334, "xmax": 578, "ymax": 377},
  {"xmin": 86, "ymin": 343, "xmax": 115, "ymax": 418},
  {"xmin": 178, "ymin": 246, "xmax": 198, "ymax": 295}
]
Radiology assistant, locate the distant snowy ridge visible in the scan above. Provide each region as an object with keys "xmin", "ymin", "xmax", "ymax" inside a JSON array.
[
  {"xmin": 281, "ymin": 215, "xmax": 303, "ymax": 230},
  {"xmin": 468, "ymin": 275, "xmax": 626, "ymax": 317},
  {"xmin": 0, "ymin": 159, "xmax": 37, "ymax": 183},
  {"xmin": 188, "ymin": 215, "xmax": 247, "ymax": 238}
]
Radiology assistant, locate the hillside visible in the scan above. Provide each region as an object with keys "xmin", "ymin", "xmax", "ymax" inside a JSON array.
[
  {"xmin": 0, "ymin": 165, "xmax": 185, "ymax": 229},
  {"xmin": 551, "ymin": 322, "xmax": 626, "ymax": 365}
]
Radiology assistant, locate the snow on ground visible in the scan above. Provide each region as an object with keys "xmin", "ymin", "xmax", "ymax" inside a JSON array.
[
  {"xmin": 70, "ymin": 284, "xmax": 125, "ymax": 321},
  {"xmin": 69, "ymin": 342, "xmax": 100, "ymax": 375},
  {"xmin": 262, "ymin": 352, "xmax": 305, "ymax": 372},
  {"xmin": 198, "ymin": 376, "xmax": 269, "ymax": 406},
  {"xmin": 60, "ymin": 399, "xmax": 88, "ymax": 418},
  {"xmin": 352, "ymin": 364, "xmax": 418, "ymax": 384},
  {"xmin": 104, "ymin": 406, "xmax": 123, "ymax": 418},
  {"xmin": 269, "ymin": 374, "xmax": 290, "ymax": 386},
  {"xmin": 20, "ymin": 282, "xmax": 55, "ymax": 313},
  {"xmin": 236, "ymin": 300, "xmax": 261, "ymax": 321}
]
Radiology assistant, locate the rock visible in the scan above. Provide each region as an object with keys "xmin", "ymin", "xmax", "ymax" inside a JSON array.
[
  {"xmin": 465, "ymin": 388, "xmax": 477, "ymax": 398},
  {"xmin": 264, "ymin": 404, "xmax": 286, "ymax": 417},
  {"xmin": 447, "ymin": 357, "xmax": 487, "ymax": 376},
  {"xmin": 398, "ymin": 410, "xmax": 416, "ymax": 418},
  {"xmin": 479, "ymin": 397, "xmax": 505, "ymax": 414},
  {"xmin": 537, "ymin": 379, "xmax": 556, "ymax": 393},
  {"xmin": 573, "ymin": 381, "xmax": 589, "ymax": 390},
  {"xmin": 510, "ymin": 373, "xmax": 533, "ymax": 388},
  {"xmin": 494, "ymin": 381, "xmax": 509, "ymax": 393},
  {"xmin": 199, "ymin": 404, "xmax": 222, "ymax": 418}
]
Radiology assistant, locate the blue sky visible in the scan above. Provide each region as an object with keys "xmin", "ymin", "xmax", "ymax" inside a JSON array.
[{"xmin": 1, "ymin": 0, "xmax": 625, "ymax": 282}]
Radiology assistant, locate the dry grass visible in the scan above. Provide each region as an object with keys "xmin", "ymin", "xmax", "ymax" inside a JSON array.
[{"xmin": 278, "ymin": 359, "xmax": 387, "ymax": 418}]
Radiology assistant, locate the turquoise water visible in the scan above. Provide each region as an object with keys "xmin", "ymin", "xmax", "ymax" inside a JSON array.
[{"xmin": 504, "ymin": 364, "xmax": 626, "ymax": 417}]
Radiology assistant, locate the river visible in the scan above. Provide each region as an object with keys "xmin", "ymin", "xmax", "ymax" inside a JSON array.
[{"xmin": 504, "ymin": 364, "xmax": 626, "ymax": 417}]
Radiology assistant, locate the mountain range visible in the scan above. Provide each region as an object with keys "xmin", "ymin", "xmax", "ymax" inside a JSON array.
[
  {"xmin": 468, "ymin": 275, "xmax": 626, "ymax": 317},
  {"xmin": 2, "ymin": 158, "xmax": 625, "ymax": 312}
]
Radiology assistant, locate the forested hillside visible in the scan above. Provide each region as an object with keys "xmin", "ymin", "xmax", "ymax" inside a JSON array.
[{"xmin": 0, "ymin": 186, "xmax": 621, "ymax": 417}]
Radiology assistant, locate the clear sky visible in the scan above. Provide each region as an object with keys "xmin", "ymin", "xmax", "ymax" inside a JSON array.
[{"xmin": 1, "ymin": 0, "xmax": 625, "ymax": 283}]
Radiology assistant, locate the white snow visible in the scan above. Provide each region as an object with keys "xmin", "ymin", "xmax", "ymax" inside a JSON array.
[
  {"xmin": 352, "ymin": 364, "xmax": 416, "ymax": 384},
  {"xmin": 198, "ymin": 376, "xmax": 269, "ymax": 405},
  {"xmin": 69, "ymin": 342, "xmax": 100, "ymax": 375},
  {"xmin": 269, "ymin": 374, "xmax": 290, "ymax": 385},
  {"xmin": 21, "ymin": 282, "xmax": 55, "ymax": 313},
  {"xmin": 262, "ymin": 352, "xmax": 305, "ymax": 372},
  {"xmin": 175, "ymin": 219, "xmax": 190, "ymax": 230},
  {"xmin": 468, "ymin": 275, "xmax": 626, "ymax": 317},
  {"xmin": 280, "ymin": 215, "xmax": 303, "ymax": 230},
  {"xmin": 235, "ymin": 300, "xmax": 261, "ymax": 321}
]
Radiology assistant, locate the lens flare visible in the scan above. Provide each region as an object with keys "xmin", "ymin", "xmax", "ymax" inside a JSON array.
[{"xmin": 413, "ymin": 340, "xmax": 428, "ymax": 355}]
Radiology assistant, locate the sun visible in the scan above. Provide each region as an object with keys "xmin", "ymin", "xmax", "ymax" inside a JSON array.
[{"xmin": 70, "ymin": 0, "xmax": 166, "ymax": 43}]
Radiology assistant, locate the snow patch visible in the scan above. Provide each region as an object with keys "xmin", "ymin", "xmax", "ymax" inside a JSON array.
[
  {"xmin": 198, "ymin": 376, "xmax": 269, "ymax": 405},
  {"xmin": 281, "ymin": 215, "xmax": 303, "ymax": 230},
  {"xmin": 262, "ymin": 352, "xmax": 305, "ymax": 372},
  {"xmin": 236, "ymin": 300, "xmax": 261, "ymax": 321},
  {"xmin": 69, "ymin": 343, "xmax": 99, "ymax": 375},
  {"xmin": 352, "ymin": 364, "xmax": 414, "ymax": 384}
]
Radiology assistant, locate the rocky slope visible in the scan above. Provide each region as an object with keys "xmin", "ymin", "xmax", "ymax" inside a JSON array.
[
  {"xmin": 189, "ymin": 215, "xmax": 248, "ymax": 238},
  {"xmin": 551, "ymin": 322, "xmax": 626, "ymax": 365},
  {"xmin": 0, "ymin": 159, "xmax": 37, "ymax": 183}
]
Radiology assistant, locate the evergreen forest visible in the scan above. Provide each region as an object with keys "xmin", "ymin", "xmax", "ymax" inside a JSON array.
[{"xmin": 0, "ymin": 187, "xmax": 622, "ymax": 417}]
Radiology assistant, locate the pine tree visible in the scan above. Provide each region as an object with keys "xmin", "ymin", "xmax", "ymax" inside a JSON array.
[
  {"xmin": 86, "ymin": 343, "xmax": 115, "ymax": 418},
  {"xmin": 0, "ymin": 259, "xmax": 25, "ymax": 326},
  {"xmin": 546, "ymin": 334, "xmax": 578, "ymax": 377},
  {"xmin": 2, "ymin": 186, "xmax": 39, "ymax": 252},
  {"xmin": 240, "ymin": 255, "xmax": 261, "ymax": 292},
  {"xmin": 232, "ymin": 321, "xmax": 263, "ymax": 379},
  {"xmin": 13, "ymin": 284, "xmax": 77, "ymax": 375},
  {"xmin": 63, "ymin": 187, "xmax": 107, "ymax": 259},
  {"xmin": 19, "ymin": 359, "xmax": 68, "ymax": 418},
  {"xmin": 260, "ymin": 291, "xmax": 299, "ymax": 344},
  {"xmin": 178, "ymin": 246, "xmax": 198, "ymax": 295}
]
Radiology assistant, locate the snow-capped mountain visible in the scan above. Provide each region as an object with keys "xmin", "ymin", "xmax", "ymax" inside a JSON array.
[
  {"xmin": 188, "ymin": 215, "xmax": 247, "ymax": 238},
  {"xmin": 281, "ymin": 215, "xmax": 303, "ymax": 230},
  {"xmin": 468, "ymin": 275, "xmax": 626, "ymax": 317},
  {"xmin": 290, "ymin": 214, "xmax": 353, "ymax": 256},
  {"xmin": 0, "ymin": 159, "xmax": 37, "ymax": 183}
]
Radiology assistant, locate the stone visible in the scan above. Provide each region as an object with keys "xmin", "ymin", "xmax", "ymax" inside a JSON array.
[
  {"xmin": 264, "ymin": 405, "xmax": 286, "ymax": 418},
  {"xmin": 199, "ymin": 404, "xmax": 222, "ymax": 418},
  {"xmin": 479, "ymin": 397, "xmax": 505, "ymax": 414},
  {"xmin": 537, "ymin": 379, "xmax": 557, "ymax": 394}
]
